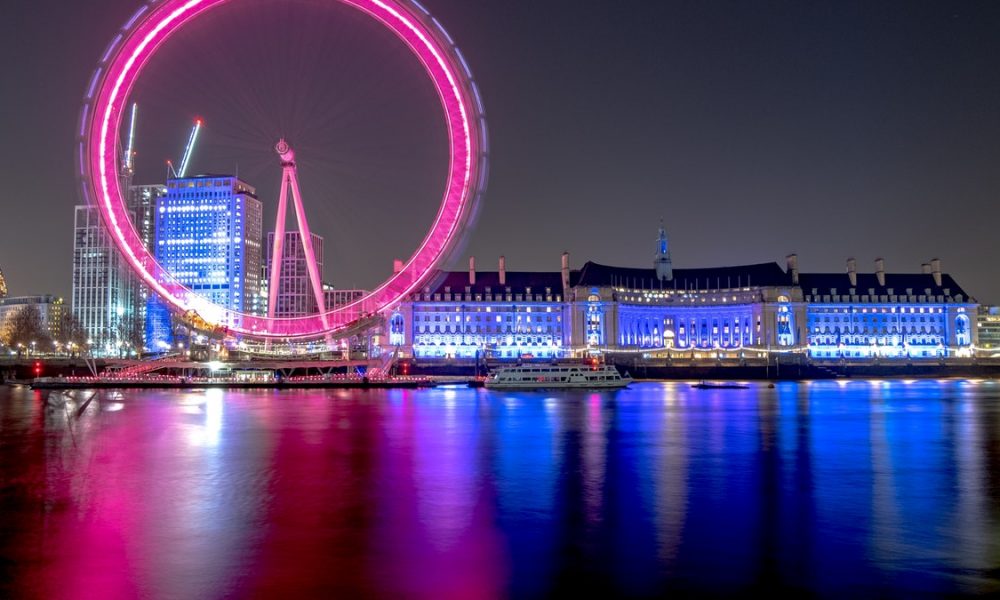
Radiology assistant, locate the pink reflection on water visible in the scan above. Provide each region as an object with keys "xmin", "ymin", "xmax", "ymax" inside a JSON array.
[{"xmin": 373, "ymin": 390, "xmax": 508, "ymax": 599}]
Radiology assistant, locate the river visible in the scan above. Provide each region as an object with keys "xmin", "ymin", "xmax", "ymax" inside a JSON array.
[{"xmin": 1, "ymin": 380, "xmax": 998, "ymax": 598}]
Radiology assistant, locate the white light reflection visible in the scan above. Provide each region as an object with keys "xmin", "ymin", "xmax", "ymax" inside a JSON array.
[
  {"xmin": 442, "ymin": 388, "xmax": 457, "ymax": 428},
  {"xmin": 204, "ymin": 389, "xmax": 223, "ymax": 446},
  {"xmin": 182, "ymin": 390, "xmax": 223, "ymax": 447},
  {"xmin": 954, "ymin": 396, "xmax": 992, "ymax": 571},
  {"xmin": 662, "ymin": 382, "xmax": 678, "ymax": 408}
]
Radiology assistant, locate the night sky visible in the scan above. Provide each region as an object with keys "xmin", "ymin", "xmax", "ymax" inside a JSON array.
[{"xmin": 2, "ymin": 0, "xmax": 998, "ymax": 302}]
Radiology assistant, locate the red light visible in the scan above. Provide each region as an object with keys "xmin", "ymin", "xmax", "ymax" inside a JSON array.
[
  {"xmin": 34, "ymin": 362, "xmax": 42, "ymax": 377},
  {"xmin": 195, "ymin": 118, "xmax": 203, "ymax": 126}
]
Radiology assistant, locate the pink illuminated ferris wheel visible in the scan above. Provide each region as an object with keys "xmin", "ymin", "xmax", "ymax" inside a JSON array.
[{"xmin": 77, "ymin": 0, "xmax": 488, "ymax": 341}]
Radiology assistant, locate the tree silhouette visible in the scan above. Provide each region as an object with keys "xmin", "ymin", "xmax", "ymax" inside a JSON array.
[
  {"xmin": 114, "ymin": 312, "xmax": 146, "ymax": 357},
  {"xmin": 59, "ymin": 312, "xmax": 89, "ymax": 356},
  {"xmin": 2, "ymin": 305, "xmax": 51, "ymax": 356}
]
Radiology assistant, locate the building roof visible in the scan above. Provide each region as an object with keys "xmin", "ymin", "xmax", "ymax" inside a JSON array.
[
  {"xmin": 798, "ymin": 272, "xmax": 972, "ymax": 301},
  {"xmin": 0, "ymin": 295, "xmax": 62, "ymax": 307},
  {"xmin": 422, "ymin": 261, "xmax": 976, "ymax": 301},
  {"xmin": 574, "ymin": 261, "xmax": 793, "ymax": 290},
  {"xmin": 167, "ymin": 173, "xmax": 236, "ymax": 181},
  {"xmin": 425, "ymin": 270, "xmax": 565, "ymax": 295}
]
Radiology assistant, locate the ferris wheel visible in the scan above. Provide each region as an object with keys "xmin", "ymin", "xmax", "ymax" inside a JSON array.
[{"xmin": 78, "ymin": 0, "xmax": 488, "ymax": 342}]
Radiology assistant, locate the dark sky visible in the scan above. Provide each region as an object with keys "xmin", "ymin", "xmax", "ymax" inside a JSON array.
[{"xmin": 2, "ymin": 0, "xmax": 999, "ymax": 302}]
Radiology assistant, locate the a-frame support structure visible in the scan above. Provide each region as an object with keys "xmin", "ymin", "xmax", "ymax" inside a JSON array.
[{"xmin": 267, "ymin": 139, "xmax": 330, "ymax": 335}]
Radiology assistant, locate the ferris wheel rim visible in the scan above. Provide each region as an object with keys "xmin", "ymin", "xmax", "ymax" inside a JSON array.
[{"xmin": 78, "ymin": 0, "xmax": 488, "ymax": 341}]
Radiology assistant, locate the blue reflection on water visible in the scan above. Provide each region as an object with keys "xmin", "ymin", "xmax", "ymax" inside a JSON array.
[{"xmin": 0, "ymin": 380, "xmax": 998, "ymax": 598}]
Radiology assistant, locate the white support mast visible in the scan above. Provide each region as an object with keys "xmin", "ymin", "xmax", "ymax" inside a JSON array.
[{"xmin": 266, "ymin": 139, "xmax": 330, "ymax": 337}]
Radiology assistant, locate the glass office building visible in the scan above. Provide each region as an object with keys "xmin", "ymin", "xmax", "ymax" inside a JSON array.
[{"xmin": 147, "ymin": 175, "xmax": 262, "ymax": 348}]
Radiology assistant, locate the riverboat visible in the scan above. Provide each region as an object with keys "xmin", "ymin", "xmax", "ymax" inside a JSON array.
[
  {"xmin": 691, "ymin": 381, "xmax": 750, "ymax": 390},
  {"xmin": 484, "ymin": 364, "xmax": 632, "ymax": 390}
]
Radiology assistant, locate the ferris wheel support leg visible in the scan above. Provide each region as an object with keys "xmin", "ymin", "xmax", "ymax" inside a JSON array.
[
  {"xmin": 265, "ymin": 169, "xmax": 291, "ymax": 351},
  {"xmin": 287, "ymin": 168, "xmax": 334, "ymax": 348}
]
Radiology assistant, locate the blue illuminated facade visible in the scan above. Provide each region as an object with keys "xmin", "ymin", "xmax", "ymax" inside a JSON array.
[
  {"xmin": 396, "ymin": 269, "xmax": 567, "ymax": 360},
  {"xmin": 382, "ymin": 231, "xmax": 978, "ymax": 363},
  {"xmin": 147, "ymin": 175, "xmax": 262, "ymax": 348},
  {"xmin": 571, "ymin": 261, "xmax": 800, "ymax": 353},
  {"xmin": 800, "ymin": 261, "xmax": 976, "ymax": 360}
]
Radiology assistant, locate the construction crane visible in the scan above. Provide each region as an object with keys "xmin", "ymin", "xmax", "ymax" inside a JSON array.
[
  {"xmin": 122, "ymin": 102, "xmax": 138, "ymax": 177},
  {"xmin": 177, "ymin": 118, "xmax": 202, "ymax": 178}
]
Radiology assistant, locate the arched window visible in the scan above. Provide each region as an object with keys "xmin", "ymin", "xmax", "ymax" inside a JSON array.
[
  {"xmin": 389, "ymin": 312, "xmax": 405, "ymax": 346},
  {"xmin": 955, "ymin": 314, "xmax": 971, "ymax": 346}
]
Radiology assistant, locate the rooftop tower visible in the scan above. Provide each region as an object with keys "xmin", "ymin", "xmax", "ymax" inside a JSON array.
[{"xmin": 654, "ymin": 220, "xmax": 673, "ymax": 282}]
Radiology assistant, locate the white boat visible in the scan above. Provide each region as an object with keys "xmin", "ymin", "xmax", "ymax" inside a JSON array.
[{"xmin": 484, "ymin": 364, "xmax": 632, "ymax": 390}]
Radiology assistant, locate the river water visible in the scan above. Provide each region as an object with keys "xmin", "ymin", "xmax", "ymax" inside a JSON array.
[{"xmin": 1, "ymin": 380, "xmax": 998, "ymax": 598}]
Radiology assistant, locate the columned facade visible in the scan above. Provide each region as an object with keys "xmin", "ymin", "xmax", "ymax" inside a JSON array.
[{"xmin": 380, "ymin": 245, "xmax": 977, "ymax": 363}]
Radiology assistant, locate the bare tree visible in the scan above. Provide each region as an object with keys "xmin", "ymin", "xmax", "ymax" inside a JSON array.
[
  {"xmin": 114, "ymin": 312, "xmax": 146, "ymax": 357},
  {"xmin": 3, "ymin": 305, "xmax": 51, "ymax": 356},
  {"xmin": 59, "ymin": 312, "xmax": 89, "ymax": 357}
]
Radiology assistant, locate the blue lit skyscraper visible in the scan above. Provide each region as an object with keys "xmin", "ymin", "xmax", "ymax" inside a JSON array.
[{"xmin": 147, "ymin": 175, "xmax": 262, "ymax": 348}]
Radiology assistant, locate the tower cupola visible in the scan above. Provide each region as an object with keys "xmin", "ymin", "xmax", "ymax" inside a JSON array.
[{"xmin": 654, "ymin": 220, "xmax": 673, "ymax": 281}]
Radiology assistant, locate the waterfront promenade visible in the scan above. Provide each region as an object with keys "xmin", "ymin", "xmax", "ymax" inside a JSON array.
[{"xmin": 4, "ymin": 355, "xmax": 1000, "ymax": 389}]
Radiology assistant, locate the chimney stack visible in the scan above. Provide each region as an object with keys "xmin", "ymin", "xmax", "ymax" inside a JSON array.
[
  {"xmin": 847, "ymin": 257, "xmax": 857, "ymax": 287},
  {"xmin": 786, "ymin": 254, "xmax": 799, "ymax": 285},
  {"xmin": 930, "ymin": 258, "xmax": 942, "ymax": 287},
  {"xmin": 875, "ymin": 258, "xmax": 885, "ymax": 287},
  {"xmin": 921, "ymin": 263, "xmax": 931, "ymax": 274},
  {"xmin": 393, "ymin": 259, "xmax": 403, "ymax": 275},
  {"xmin": 468, "ymin": 256, "xmax": 476, "ymax": 286},
  {"xmin": 499, "ymin": 255, "xmax": 506, "ymax": 286},
  {"xmin": 561, "ymin": 252, "xmax": 570, "ymax": 292}
]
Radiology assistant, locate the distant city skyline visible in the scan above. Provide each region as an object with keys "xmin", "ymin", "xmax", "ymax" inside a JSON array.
[{"xmin": 1, "ymin": 0, "xmax": 998, "ymax": 303}]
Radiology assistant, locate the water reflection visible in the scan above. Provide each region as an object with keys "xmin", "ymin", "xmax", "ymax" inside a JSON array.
[{"xmin": 0, "ymin": 381, "xmax": 998, "ymax": 597}]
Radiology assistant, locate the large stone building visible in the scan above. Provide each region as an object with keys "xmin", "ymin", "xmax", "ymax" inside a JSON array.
[
  {"xmin": 381, "ymin": 227, "xmax": 978, "ymax": 362},
  {"xmin": 393, "ymin": 256, "xmax": 567, "ymax": 359},
  {"xmin": 799, "ymin": 259, "xmax": 975, "ymax": 360},
  {"xmin": 0, "ymin": 295, "xmax": 65, "ymax": 345}
]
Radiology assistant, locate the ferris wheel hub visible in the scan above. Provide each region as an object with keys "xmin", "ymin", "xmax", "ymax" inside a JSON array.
[{"xmin": 275, "ymin": 138, "xmax": 294, "ymax": 164}]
